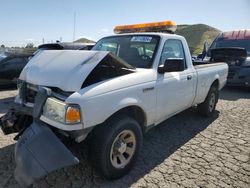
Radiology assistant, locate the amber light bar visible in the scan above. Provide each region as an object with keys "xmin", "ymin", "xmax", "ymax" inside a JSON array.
[{"xmin": 114, "ymin": 20, "xmax": 177, "ymax": 34}]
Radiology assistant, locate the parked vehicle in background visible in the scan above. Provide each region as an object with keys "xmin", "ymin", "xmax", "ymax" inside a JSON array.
[
  {"xmin": 205, "ymin": 29, "xmax": 250, "ymax": 88},
  {"xmin": 0, "ymin": 42, "xmax": 95, "ymax": 87},
  {"xmin": 0, "ymin": 20, "xmax": 228, "ymax": 187},
  {"xmin": 30, "ymin": 42, "xmax": 95, "ymax": 59},
  {"xmin": 0, "ymin": 52, "xmax": 7, "ymax": 61},
  {"xmin": 38, "ymin": 42, "xmax": 95, "ymax": 50},
  {"xmin": 0, "ymin": 54, "xmax": 30, "ymax": 86}
]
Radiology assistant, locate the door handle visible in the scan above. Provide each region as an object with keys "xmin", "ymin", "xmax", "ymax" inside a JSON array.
[
  {"xmin": 187, "ymin": 75, "xmax": 192, "ymax": 80},
  {"xmin": 143, "ymin": 87, "xmax": 155, "ymax": 93}
]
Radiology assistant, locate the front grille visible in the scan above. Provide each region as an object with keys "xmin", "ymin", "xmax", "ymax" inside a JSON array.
[
  {"xmin": 19, "ymin": 82, "xmax": 38, "ymax": 104},
  {"xmin": 26, "ymin": 87, "xmax": 38, "ymax": 103}
]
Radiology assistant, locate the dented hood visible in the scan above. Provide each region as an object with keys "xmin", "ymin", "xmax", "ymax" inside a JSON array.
[{"xmin": 20, "ymin": 50, "xmax": 130, "ymax": 91}]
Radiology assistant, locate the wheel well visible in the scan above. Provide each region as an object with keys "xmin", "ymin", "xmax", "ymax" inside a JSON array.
[
  {"xmin": 106, "ymin": 106, "xmax": 147, "ymax": 131},
  {"xmin": 87, "ymin": 106, "xmax": 147, "ymax": 142},
  {"xmin": 211, "ymin": 79, "xmax": 219, "ymax": 102},
  {"xmin": 211, "ymin": 79, "xmax": 219, "ymax": 89}
]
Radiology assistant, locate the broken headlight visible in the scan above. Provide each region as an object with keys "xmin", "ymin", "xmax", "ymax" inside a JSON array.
[{"xmin": 43, "ymin": 98, "xmax": 81, "ymax": 124}]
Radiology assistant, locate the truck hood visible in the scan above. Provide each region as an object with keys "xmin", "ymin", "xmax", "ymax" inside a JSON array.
[{"xmin": 19, "ymin": 50, "xmax": 133, "ymax": 91}]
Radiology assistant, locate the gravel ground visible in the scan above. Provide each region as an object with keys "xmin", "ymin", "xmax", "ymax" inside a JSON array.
[{"xmin": 0, "ymin": 87, "xmax": 249, "ymax": 188}]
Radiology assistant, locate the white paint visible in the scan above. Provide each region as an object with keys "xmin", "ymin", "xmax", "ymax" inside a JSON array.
[{"xmin": 18, "ymin": 33, "xmax": 228, "ymax": 134}]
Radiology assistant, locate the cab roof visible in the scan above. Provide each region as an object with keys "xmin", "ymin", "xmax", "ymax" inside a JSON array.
[{"xmin": 101, "ymin": 32, "xmax": 185, "ymax": 41}]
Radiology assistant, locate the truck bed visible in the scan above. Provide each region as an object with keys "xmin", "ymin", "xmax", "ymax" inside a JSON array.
[
  {"xmin": 194, "ymin": 62, "xmax": 226, "ymax": 69},
  {"xmin": 192, "ymin": 62, "xmax": 228, "ymax": 106}
]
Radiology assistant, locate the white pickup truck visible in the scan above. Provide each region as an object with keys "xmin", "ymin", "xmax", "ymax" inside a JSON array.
[{"xmin": 0, "ymin": 21, "xmax": 228, "ymax": 186}]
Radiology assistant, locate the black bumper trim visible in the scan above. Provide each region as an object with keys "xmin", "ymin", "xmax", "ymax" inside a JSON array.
[{"xmin": 14, "ymin": 121, "xmax": 79, "ymax": 187}]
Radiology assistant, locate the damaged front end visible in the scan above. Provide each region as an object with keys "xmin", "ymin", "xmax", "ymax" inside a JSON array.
[
  {"xmin": 0, "ymin": 108, "xmax": 32, "ymax": 137},
  {"xmin": 0, "ymin": 50, "xmax": 136, "ymax": 187},
  {"xmin": 0, "ymin": 83, "xmax": 79, "ymax": 187},
  {"xmin": 15, "ymin": 121, "xmax": 79, "ymax": 187}
]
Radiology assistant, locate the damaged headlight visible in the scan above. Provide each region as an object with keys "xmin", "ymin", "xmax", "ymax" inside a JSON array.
[{"xmin": 43, "ymin": 98, "xmax": 81, "ymax": 124}]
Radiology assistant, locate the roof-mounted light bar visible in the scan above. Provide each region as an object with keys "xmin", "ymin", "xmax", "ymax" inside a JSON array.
[{"xmin": 114, "ymin": 20, "xmax": 177, "ymax": 34}]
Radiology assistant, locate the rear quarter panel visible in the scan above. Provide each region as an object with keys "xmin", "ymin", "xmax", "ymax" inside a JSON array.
[{"xmin": 193, "ymin": 63, "xmax": 228, "ymax": 104}]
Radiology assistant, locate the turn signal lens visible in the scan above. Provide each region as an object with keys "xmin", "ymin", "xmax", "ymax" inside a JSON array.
[{"xmin": 66, "ymin": 106, "xmax": 81, "ymax": 124}]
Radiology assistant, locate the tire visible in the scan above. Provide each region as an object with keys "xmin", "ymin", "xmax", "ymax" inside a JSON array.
[
  {"xmin": 197, "ymin": 86, "xmax": 218, "ymax": 117},
  {"xmin": 90, "ymin": 116, "xmax": 143, "ymax": 180}
]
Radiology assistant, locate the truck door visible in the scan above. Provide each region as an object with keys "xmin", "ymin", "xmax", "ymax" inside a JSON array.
[{"xmin": 156, "ymin": 39, "xmax": 195, "ymax": 122}]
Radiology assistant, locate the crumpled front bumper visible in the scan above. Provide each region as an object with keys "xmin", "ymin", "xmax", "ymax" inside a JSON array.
[
  {"xmin": 0, "ymin": 86, "xmax": 79, "ymax": 187},
  {"xmin": 14, "ymin": 121, "xmax": 79, "ymax": 187}
]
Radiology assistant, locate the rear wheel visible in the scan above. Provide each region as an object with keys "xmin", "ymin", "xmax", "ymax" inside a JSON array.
[
  {"xmin": 198, "ymin": 86, "xmax": 218, "ymax": 117},
  {"xmin": 90, "ymin": 116, "xmax": 143, "ymax": 180}
]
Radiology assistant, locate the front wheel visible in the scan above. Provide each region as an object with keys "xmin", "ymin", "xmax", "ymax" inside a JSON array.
[
  {"xmin": 197, "ymin": 86, "xmax": 218, "ymax": 117},
  {"xmin": 90, "ymin": 116, "xmax": 143, "ymax": 180}
]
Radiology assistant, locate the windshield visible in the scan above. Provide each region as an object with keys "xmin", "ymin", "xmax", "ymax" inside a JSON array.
[
  {"xmin": 92, "ymin": 35, "xmax": 160, "ymax": 68},
  {"xmin": 209, "ymin": 38, "xmax": 250, "ymax": 56}
]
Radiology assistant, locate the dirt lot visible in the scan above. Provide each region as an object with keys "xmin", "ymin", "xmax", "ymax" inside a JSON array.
[{"xmin": 0, "ymin": 87, "xmax": 249, "ymax": 188}]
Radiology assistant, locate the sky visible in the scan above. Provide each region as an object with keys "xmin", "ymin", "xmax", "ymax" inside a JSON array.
[{"xmin": 0, "ymin": 0, "xmax": 249, "ymax": 47}]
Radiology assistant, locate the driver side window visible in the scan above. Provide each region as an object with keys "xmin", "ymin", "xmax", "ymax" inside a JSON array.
[{"xmin": 160, "ymin": 39, "xmax": 186, "ymax": 66}]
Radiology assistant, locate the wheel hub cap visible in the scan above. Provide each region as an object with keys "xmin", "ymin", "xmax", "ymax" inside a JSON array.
[
  {"xmin": 209, "ymin": 93, "xmax": 216, "ymax": 111},
  {"xmin": 110, "ymin": 130, "xmax": 136, "ymax": 169},
  {"xmin": 116, "ymin": 140, "xmax": 127, "ymax": 154}
]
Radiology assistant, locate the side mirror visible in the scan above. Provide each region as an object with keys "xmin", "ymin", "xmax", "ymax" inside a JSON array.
[
  {"xmin": 201, "ymin": 40, "xmax": 209, "ymax": 59},
  {"xmin": 158, "ymin": 58, "xmax": 185, "ymax": 74}
]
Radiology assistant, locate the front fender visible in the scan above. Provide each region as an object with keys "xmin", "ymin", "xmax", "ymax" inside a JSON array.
[{"xmin": 83, "ymin": 96, "xmax": 149, "ymax": 128}]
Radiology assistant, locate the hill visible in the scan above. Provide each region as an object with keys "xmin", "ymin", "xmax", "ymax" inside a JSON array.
[
  {"xmin": 75, "ymin": 24, "xmax": 220, "ymax": 55},
  {"xmin": 176, "ymin": 24, "xmax": 220, "ymax": 55},
  {"xmin": 74, "ymin": 38, "xmax": 95, "ymax": 43}
]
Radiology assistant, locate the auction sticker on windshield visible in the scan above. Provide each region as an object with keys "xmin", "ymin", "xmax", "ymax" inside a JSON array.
[{"xmin": 131, "ymin": 36, "xmax": 152, "ymax": 42}]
